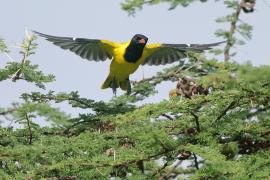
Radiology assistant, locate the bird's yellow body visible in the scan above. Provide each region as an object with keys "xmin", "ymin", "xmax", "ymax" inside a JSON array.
[
  {"xmin": 102, "ymin": 40, "xmax": 161, "ymax": 90},
  {"xmin": 111, "ymin": 42, "xmax": 138, "ymax": 80},
  {"xmin": 110, "ymin": 41, "xmax": 146, "ymax": 80}
]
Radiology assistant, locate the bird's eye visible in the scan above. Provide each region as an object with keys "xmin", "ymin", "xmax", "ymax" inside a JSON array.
[{"xmin": 136, "ymin": 37, "xmax": 141, "ymax": 40}]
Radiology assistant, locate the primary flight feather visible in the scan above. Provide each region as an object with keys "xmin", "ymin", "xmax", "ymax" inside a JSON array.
[{"xmin": 33, "ymin": 31, "xmax": 225, "ymax": 94}]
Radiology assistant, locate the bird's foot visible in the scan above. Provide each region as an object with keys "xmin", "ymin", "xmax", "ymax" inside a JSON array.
[
  {"xmin": 126, "ymin": 81, "xmax": 131, "ymax": 95},
  {"xmin": 112, "ymin": 87, "xmax": 117, "ymax": 97}
]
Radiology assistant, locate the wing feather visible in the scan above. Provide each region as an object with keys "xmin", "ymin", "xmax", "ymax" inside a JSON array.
[
  {"xmin": 143, "ymin": 41, "xmax": 225, "ymax": 66},
  {"xmin": 33, "ymin": 31, "xmax": 119, "ymax": 61}
]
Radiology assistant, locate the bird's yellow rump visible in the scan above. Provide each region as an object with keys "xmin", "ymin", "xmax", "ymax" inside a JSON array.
[{"xmin": 34, "ymin": 31, "xmax": 225, "ymax": 94}]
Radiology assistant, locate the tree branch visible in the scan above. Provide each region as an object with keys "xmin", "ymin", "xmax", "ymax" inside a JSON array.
[
  {"xmin": 25, "ymin": 113, "xmax": 33, "ymax": 145},
  {"xmin": 131, "ymin": 61, "xmax": 201, "ymax": 86},
  {"xmin": 193, "ymin": 153, "xmax": 199, "ymax": 170},
  {"xmin": 12, "ymin": 36, "xmax": 33, "ymax": 82},
  {"xmin": 0, "ymin": 108, "xmax": 18, "ymax": 116},
  {"xmin": 212, "ymin": 98, "xmax": 240, "ymax": 125},
  {"xmin": 190, "ymin": 112, "xmax": 200, "ymax": 132},
  {"xmin": 59, "ymin": 148, "xmax": 175, "ymax": 174},
  {"xmin": 224, "ymin": 3, "xmax": 242, "ymax": 61},
  {"xmin": 161, "ymin": 113, "xmax": 174, "ymax": 121}
]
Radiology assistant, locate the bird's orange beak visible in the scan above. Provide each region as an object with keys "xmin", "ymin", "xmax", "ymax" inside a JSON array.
[{"xmin": 138, "ymin": 39, "xmax": 145, "ymax": 44}]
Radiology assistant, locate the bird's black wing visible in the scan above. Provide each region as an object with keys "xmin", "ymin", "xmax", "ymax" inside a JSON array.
[
  {"xmin": 143, "ymin": 41, "xmax": 226, "ymax": 65},
  {"xmin": 33, "ymin": 31, "xmax": 120, "ymax": 61}
]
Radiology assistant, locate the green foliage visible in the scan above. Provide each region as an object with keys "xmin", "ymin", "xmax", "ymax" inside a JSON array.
[
  {"xmin": 0, "ymin": 60, "xmax": 55, "ymax": 89},
  {"xmin": 121, "ymin": 0, "xmax": 207, "ymax": 16},
  {"xmin": 1, "ymin": 58, "xmax": 270, "ymax": 179},
  {"xmin": 15, "ymin": 102, "xmax": 71, "ymax": 127},
  {"xmin": 0, "ymin": 34, "xmax": 55, "ymax": 89},
  {"xmin": 0, "ymin": 37, "xmax": 9, "ymax": 53}
]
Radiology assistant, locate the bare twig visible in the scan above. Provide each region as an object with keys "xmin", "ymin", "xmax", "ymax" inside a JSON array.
[
  {"xmin": 4, "ymin": 52, "xmax": 15, "ymax": 62},
  {"xmin": 183, "ymin": 60, "xmax": 201, "ymax": 72},
  {"xmin": 161, "ymin": 113, "xmax": 174, "ymax": 121},
  {"xmin": 131, "ymin": 61, "xmax": 200, "ymax": 86},
  {"xmin": 12, "ymin": 69, "xmax": 23, "ymax": 81}
]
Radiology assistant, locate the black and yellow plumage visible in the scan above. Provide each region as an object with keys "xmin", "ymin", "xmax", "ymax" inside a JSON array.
[{"xmin": 34, "ymin": 31, "xmax": 225, "ymax": 94}]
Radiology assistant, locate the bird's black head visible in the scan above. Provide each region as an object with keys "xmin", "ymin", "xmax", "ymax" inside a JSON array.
[
  {"xmin": 131, "ymin": 34, "xmax": 148, "ymax": 47},
  {"xmin": 124, "ymin": 34, "xmax": 148, "ymax": 63}
]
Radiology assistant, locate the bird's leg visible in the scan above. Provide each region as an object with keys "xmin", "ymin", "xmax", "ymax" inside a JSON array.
[
  {"xmin": 113, "ymin": 88, "xmax": 117, "ymax": 97},
  {"xmin": 127, "ymin": 79, "xmax": 131, "ymax": 95},
  {"xmin": 111, "ymin": 80, "xmax": 117, "ymax": 96}
]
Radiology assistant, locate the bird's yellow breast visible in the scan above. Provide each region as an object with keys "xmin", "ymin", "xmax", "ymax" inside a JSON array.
[{"xmin": 109, "ymin": 42, "xmax": 146, "ymax": 81}]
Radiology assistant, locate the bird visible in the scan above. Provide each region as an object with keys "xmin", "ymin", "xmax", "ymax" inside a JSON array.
[{"xmin": 33, "ymin": 31, "xmax": 225, "ymax": 94}]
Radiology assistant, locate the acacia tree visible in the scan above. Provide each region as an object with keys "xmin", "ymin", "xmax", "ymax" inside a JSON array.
[{"xmin": 1, "ymin": 1, "xmax": 270, "ymax": 179}]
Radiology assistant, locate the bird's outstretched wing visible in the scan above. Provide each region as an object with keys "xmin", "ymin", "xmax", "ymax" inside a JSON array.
[
  {"xmin": 143, "ymin": 41, "xmax": 226, "ymax": 65},
  {"xmin": 33, "ymin": 31, "xmax": 120, "ymax": 61}
]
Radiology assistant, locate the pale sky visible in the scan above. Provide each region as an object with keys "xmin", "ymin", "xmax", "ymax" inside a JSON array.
[{"xmin": 0, "ymin": 0, "xmax": 269, "ymax": 119}]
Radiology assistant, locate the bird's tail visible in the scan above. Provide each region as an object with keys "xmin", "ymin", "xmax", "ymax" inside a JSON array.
[
  {"xmin": 101, "ymin": 75, "xmax": 116, "ymax": 89},
  {"xmin": 101, "ymin": 75, "xmax": 131, "ymax": 93}
]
